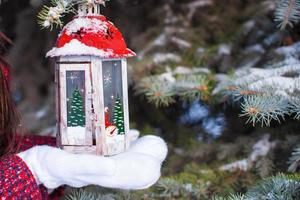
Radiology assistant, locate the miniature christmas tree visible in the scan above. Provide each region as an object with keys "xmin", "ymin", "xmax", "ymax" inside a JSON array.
[
  {"xmin": 113, "ymin": 97, "xmax": 125, "ymax": 135},
  {"xmin": 67, "ymin": 88, "xmax": 85, "ymax": 127}
]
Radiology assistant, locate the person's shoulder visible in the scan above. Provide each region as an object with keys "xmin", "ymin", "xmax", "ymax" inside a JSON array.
[{"xmin": 18, "ymin": 135, "xmax": 56, "ymax": 152}]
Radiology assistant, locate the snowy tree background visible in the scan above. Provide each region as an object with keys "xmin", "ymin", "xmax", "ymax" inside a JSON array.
[{"xmin": 2, "ymin": 0, "xmax": 300, "ymax": 199}]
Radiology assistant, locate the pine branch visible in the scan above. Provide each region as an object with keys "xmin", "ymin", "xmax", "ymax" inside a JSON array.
[
  {"xmin": 248, "ymin": 77, "xmax": 300, "ymax": 96},
  {"xmin": 176, "ymin": 74, "xmax": 212, "ymax": 102},
  {"xmin": 274, "ymin": 0, "xmax": 300, "ymax": 29},
  {"xmin": 137, "ymin": 76, "xmax": 176, "ymax": 107},
  {"xmin": 37, "ymin": 0, "xmax": 109, "ymax": 30},
  {"xmin": 212, "ymin": 194, "xmax": 245, "ymax": 200},
  {"xmin": 240, "ymin": 95, "xmax": 289, "ymax": 126},
  {"xmin": 37, "ymin": 0, "xmax": 75, "ymax": 30},
  {"xmin": 62, "ymin": 186, "xmax": 134, "ymax": 200},
  {"xmin": 231, "ymin": 64, "xmax": 300, "ymax": 88},
  {"xmin": 63, "ymin": 188, "xmax": 98, "ymax": 200},
  {"xmin": 288, "ymin": 147, "xmax": 300, "ymax": 172},
  {"xmin": 289, "ymin": 99, "xmax": 300, "ymax": 119},
  {"xmin": 214, "ymin": 42, "xmax": 300, "ymax": 126},
  {"xmin": 245, "ymin": 173, "xmax": 300, "ymax": 199},
  {"xmin": 153, "ymin": 177, "xmax": 210, "ymax": 199},
  {"xmin": 141, "ymin": 58, "xmax": 300, "ymax": 126},
  {"xmin": 220, "ymin": 135, "xmax": 276, "ymax": 172},
  {"xmin": 255, "ymin": 153, "xmax": 275, "ymax": 178},
  {"xmin": 136, "ymin": 67, "xmax": 214, "ymax": 107},
  {"xmin": 214, "ymin": 174, "xmax": 300, "ymax": 200}
]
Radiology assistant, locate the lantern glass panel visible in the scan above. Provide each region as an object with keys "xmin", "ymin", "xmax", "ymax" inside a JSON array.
[
  {"xmin": 102, "ymin": 60, "xmax": 125, "ymax": 135},
  {"xmin": 66, "ymin": 70, "xmax": 87, "ymax": 143}
]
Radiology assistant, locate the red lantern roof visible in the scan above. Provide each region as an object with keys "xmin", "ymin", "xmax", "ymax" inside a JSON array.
[{"xmin": 46, "ymin": 15, "xmax": 136, "ymax": 58}]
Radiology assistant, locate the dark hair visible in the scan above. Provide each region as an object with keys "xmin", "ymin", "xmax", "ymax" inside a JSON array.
[{"xmin": 0, "ymin": 32, "xmax": 20, "ymax": 157}]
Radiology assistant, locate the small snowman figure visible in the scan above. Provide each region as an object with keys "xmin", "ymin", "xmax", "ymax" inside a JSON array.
[{"xmin": 105, "ymin": 107, "xmax": 118, "ymax": 138}]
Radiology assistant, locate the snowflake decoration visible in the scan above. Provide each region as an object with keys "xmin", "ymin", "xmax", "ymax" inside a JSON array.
[
  {"xmin": 68, "ymin": 72, "xmax": 79, "ymax": 83},
  {"xmin": 104, "ymin": 73, "xmax": 112, "ymax": 86}
]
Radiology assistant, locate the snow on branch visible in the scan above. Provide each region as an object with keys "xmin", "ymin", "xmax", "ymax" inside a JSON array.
[
  {"xmin": 140, "ymin": 39, "xmax": 300, "ymax": 126},
  {"xmin": 233, "ymin": 64, "xmax": 300, "ymax": 87},
  {"xmin": 214, "ymin": 42, "xmax": 300, "ymax": 126},
  {"xmin": 220, "ymin": 134, "xmax": 277, "ymax": 172},
  {"xmin": 248, "ymin": 77, "xmax": 300, "ymax": 94},
  {"xmin": 37, "ymin": 0, "xmax": 109, "ymax": 30},
  {"xmin": 37, "ymin": 0, "xmax": 74, "ymax": 29}
]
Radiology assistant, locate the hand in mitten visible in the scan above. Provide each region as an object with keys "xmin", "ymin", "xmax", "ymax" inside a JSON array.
[{"xmin": 18, "ymin": 132, "xmax": 167, "ymax": 190}]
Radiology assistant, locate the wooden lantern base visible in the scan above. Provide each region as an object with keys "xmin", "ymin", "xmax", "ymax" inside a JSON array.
[
  {"xmin": 62, "ymin": 146, "xmax": 97, "ymax": 155},
  {"xmin": 59, "ymin": 139, "xmax": 128, "ymax": 156}
]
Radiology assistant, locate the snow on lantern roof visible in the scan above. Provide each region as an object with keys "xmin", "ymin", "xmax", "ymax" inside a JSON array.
[{"xmin": 46, "ymin": 15, "xmax": 136, "ymax": 58}]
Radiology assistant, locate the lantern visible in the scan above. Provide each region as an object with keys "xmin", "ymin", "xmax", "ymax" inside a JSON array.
[{"xmin": 46, "ymin": 4, "xmax": 136, "ymax": 156}]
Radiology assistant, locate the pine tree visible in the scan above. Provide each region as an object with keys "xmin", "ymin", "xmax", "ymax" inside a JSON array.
[
  {"xmin": 113, "ymin": 97, "xmax": 125, "ymax": 135},
  {"xmin": 67, "ymin": 88, "xmax": 85, "ymax": 127}
]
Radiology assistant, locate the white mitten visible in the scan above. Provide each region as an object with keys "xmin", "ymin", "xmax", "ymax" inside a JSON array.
[{"xmin": 17, "ymin": 133, "xmax": 167, "ymax": 190}]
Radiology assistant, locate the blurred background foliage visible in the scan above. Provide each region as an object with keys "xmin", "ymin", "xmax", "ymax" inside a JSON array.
[{"xmin": 2, "ymin": 0, "xmax": 300, "ymax": 199}]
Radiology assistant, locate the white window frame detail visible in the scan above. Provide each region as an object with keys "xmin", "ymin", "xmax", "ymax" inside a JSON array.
[
  {"xmin": 93, "ymin": 58, "xmax": 129, "ymax": 155},
  {"xmin": 59, "ymin": 63, "xmax": 93, "ymax": 146},
  {"xmin": 121, "ymin": 58, "xmax": 130, "ymax": 150},
  {"xmin": 90, "ymin": 57, "xmax": 105, "ymax": 155}
]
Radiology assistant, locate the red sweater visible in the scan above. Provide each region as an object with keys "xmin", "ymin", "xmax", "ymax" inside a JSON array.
[{"xmin": 0, "ymin": 136, "xmax": 64, "ymax": 200}]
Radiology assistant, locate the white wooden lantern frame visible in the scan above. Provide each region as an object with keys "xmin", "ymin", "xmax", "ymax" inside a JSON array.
[{"xmin": 55, "ymin": 56, "xmax": 130, "ymax": 156}]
